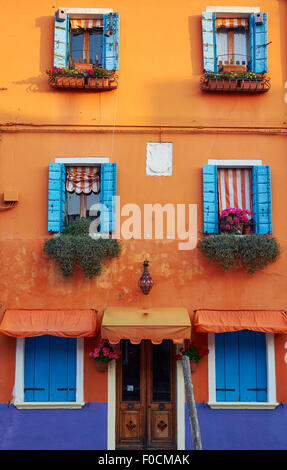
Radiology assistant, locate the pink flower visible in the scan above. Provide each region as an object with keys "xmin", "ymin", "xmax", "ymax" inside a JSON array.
[
  {"xmin": 225, "ymin": 225, "xmax": 231, "ymax": 230},
  {"xmin": 233, "ymin": 217, "xmax": 239, "ymax": 224}
]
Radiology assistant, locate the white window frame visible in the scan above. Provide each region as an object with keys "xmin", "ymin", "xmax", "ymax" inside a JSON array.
[
  {"xmin": 206, "ymin": 6, "xmax": 260, "ymax": 18},
  {"xmin": 208, "ymin": 159, "xmax": 262, "ymax": 168},
  {"xmin": 208, "ymin": 333, "xmax": 278, "ymax": 409},
  {"xmin": 14, "ymin": 337, "xmax": 85, "ymax": 409}
]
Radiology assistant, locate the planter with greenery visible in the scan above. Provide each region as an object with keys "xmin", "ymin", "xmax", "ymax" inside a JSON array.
[
  {"xmin": 89, "ymin": 341, "xmax": 121, "ymax": 372},
  {"xmin": 44, "ymin": 217, "xmax": 121, "ymax": 278},
  {"xmin": 200, "ymin": 71, "xmax": 270, "ymax": 93},
  {"xmin": 47, "ymin": 67, "xmax": 118, "ymax": 90},
  {"xmin": 175, "ymin": 345, "xmax": 209, "ymax": 372},
  {"xmin": 199, "ymin": 233, "xmax": 280, "ymax": 274}
]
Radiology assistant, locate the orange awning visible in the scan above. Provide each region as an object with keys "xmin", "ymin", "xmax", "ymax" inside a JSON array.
[
  {"xmin": 101, "ymin": 307, "xmax": 191, "ymax": 344},
  {"xmin": 194, "ymin": 309, "xmax": 287, "ymax": 334},
  {"xmin": 0, "ymin": 309, "xmax": 97, "ymax": 338}
]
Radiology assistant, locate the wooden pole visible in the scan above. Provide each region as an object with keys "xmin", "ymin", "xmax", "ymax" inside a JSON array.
[{"xmin": 181, "ymin": 355, "xmax": 202, "ymax": 450}]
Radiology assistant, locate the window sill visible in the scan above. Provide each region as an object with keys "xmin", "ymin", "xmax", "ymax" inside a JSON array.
[
  {"xmin": 208, "ymin": 402, "xmax": 279, "ymax": 410},
  {"xmin": 14, "ymin": 401, "xmax": 85, "ymax": 409},
  {"xmin": 200, "ymin": 76, "xmax": 270, "ymax": 94}
]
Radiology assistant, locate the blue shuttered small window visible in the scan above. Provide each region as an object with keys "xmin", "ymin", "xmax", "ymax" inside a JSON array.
[
  {"xmin": 215, "ymin": 330, "xmax": 267, "ymax": 402},
  {"xmin": 202, "ymin": 164, "xmax": 272, "ymax": 235},
  {"xmin": 48, "ymin": 162, "xmax": 117, "ymax": 234},
  {"xmin": 203, "ymin": 164, "xmax": 219, "ymax": 234},
  {"xmin": 100, "ymin": 163, "xmax": 117, "ymax": 233},
  {"xmin": 53, "ymin": 11, "xmax": 120, "ymax": 71},
  {"xmin": 24, "ymin": 336, "xmax": 77, "ymax": 402},
  {"xmin": 201, "ymin": 12, "xmax": 268, "ymax": 73},
  {"xmin": 252, "ymin": 165, "xmax": 272, "ymax": 234}
]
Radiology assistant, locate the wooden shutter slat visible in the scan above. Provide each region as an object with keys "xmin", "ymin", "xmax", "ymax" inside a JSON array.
[
  {"xmin": 203, "ymin": 164, "xmax": 219, "ymax": 234},
  {"xmin": 48, "ymin": 162, "xmax": 66, "ymax": 233}
]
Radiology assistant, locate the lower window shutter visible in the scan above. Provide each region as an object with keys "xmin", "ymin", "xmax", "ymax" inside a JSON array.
[
  {"xmin": 239, "ymin": 331, "xmax": 267, "ymax": 402},
  {"xmin": 103, "ymin": 13, "xmax": 120, "ymax": 71},
  {"xmin": 215, "ymin": 332, "xmax": 240, "ymax": 402},
  {"xmin": 203, "ymin": 164, "xmax": 219, "ymax": 234},
  {"xmin": 252, "ymin": 165, "xmax": 272, "ymax": 234},
  {"xmin": 24, "ymin": 336, "xmax": 50, "ymax": 402},
  {"xmin": 53, "ymin": 11, "xmax": 70, "ymax": 68},
  {"xmin": 48, "ymin": 162, "xmax": 66, "ymax": 233},
  {"xmin": 249, "ymin": 13, "xmax": 268, "ymax": 73},
  {"xmin": 201, "ymin": 11, "xmax": 217, "ymax": 73},
  {"xmin": 100, "ymin": 163, "xmax": 117, "ymax": 233},
  {"xmin": 49, "ymin": 337, "xmax": 77, "ymax": 402}
]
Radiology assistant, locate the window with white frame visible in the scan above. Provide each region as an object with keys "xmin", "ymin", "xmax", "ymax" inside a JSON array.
[{"xmin": 208, "ymin": 331, "xmax": 277, "ymax": 408}]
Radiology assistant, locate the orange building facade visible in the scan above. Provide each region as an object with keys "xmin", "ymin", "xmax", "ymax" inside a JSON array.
[{"xmin": 0, "ymin": 0, "xmax": 287, "ymax": 450}]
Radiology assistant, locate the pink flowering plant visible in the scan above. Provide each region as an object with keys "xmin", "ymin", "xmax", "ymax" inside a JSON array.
[
  {"xmin": 46, "ymin": 67, "xmax": 85, "ymax": 77},
  {"xmin": 89, "ymin": 341, "xmax": 121, "ymax": 363},
  {"xmin": 219, "ymin": 207, "xmax": 251, "ymax": 233}
]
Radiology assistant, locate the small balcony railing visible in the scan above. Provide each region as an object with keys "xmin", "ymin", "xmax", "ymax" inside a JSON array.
[{"xmin": 200, "ymin": 72, "xmax": 270, "ymax": 94}]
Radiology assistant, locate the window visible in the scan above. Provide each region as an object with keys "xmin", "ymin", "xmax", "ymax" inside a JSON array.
[
  {"xmin": 201, "ymin": 10, "xmax": 267, "ymax": 74},
  {"xmin": 202, "ymin": 162, "xmax": 272, "ymax": 234},
  {"xmin": 14, "ymin": 336, "xmax": 84, "ymax": 408},
  {"xmin": 208, "ymin": 331, "xmax": 277, "ymax": 408},
  {"xmin": 48, "ymin": 161, "xmax": 117, "ymax": 234},
  {"xmin": 53, "ymin": 9, "xmax": 119, "ymax": 71},
  {"xmin": 65, "ymin": 166, "xmax": 101, "ymax": 226}
]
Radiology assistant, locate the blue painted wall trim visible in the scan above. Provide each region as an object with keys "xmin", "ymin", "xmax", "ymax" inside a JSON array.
[
  {"xmin": 0, "ymin": 403, "xmax": 107, "ymax": 450},
  {"xmin": 185, "ymin": 403, "xmax": 287, "ymax": 450}
]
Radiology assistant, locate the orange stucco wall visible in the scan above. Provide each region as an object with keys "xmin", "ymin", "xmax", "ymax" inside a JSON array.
[{"xmin": 1, "ymin": 0, "xmax": 287, "ymax": 404}]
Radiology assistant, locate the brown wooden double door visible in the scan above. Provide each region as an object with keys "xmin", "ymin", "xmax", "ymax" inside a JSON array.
[{"xmin": 116, "ymin": 340, "xmax": 177, "ymax": 450}]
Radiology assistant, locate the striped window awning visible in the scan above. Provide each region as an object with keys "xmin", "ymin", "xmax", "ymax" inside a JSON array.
[
  {"xmin": 216, "ymin": 18, "xmax": 249, "ymax": 30},
  {"xmin": 66, "ymin": 167, "xmax": 100, "ymax": 194},
  {"xmin": 217, "ymin": 168, "xmax": 252, "ymax": 215},
  {"xmin": 70, "ymin": 18, "xmax": 103, "ymax": 30}
]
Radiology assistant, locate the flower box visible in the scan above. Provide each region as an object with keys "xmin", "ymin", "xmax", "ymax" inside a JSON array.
[
  {"xmin": 55, "ymin": 76, "xmax": 85, "ymax": 88},
  {"xmin": 95, "ymin": 361, "xmax": 109, "ymax": 372},
  {"xmin": 239, "ymin": 79, "xmax": 265, "ymax": 91}
]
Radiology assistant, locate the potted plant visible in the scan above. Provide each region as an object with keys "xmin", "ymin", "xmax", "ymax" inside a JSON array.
[
  {"xmin": 243, "ymin": 217, "xmax": 254, "ymax": 234},
  {"xmin": 219, "ymin": 207, "xmax": 251, "ymax": 234},
  {"xmin": 238, "ymin": 71, "xmax": 265, "ymax": 90},
  {"xmin": 85, "ymin": 67, "xmax": 115, "ymax": 88},
  {"xmin": 89, "ymin": 341, "xmax": 121, "ymax": 372},
  {"xmin": 46, "ymin": 67, "xmax": 85, "ymax": 88},
  {"xmin": 175, "ymin": 345, "xmax": 209, "ymax": 372}
]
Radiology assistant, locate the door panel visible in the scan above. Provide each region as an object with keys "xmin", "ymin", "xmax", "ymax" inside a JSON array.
[{"xmin": 116, "ymin": 340, "xmax": 176, "ymax": 450}]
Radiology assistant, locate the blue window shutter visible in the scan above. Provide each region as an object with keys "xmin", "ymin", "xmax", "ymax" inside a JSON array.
[
  {"xmin": 49, "ymin": 337, "xmax": 77, "ymax": 402},
  {"xmin": 249, "ymin": 13, "xmax": 268, "ymax": 73},
  {"xmin": 48, "ymin": 162, "xmax": 66, "ymax": 233},
  {"xmin": 100, "ymin": 163, "xmax": 117, "ymax": 233},
  {"xmin": 203, "ymin": 164, "xmax": 219, "ymax": 234},
  {"xmin": 215, "ymin": 332, "xmax": 240, "ymax": 402},
  {"xmin": 53, "ymin": 11, "xmax": 70, "ymax": 68},
  {"xmin": 103, "ymin": 13, "xmax": 119, "ymax": 71},
  {"xmin": 239, "ymin": 331, "xmax": 267, "ymax": 402},
  {"xmin": 24, "ymin": 336, "xmax": 50, "ymax": 402},
  {"xmin": 252, "ymin": 165, "xmax": 272, "ymax": 234},
  {"xmin": 202, "ymin": 12, "xmax": 217, "ymax": 73}
]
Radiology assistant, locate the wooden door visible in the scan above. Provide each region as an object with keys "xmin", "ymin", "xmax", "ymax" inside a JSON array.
[{"xmin": 116, "ymin": 340, "xmax": 177, "ymax": 450}]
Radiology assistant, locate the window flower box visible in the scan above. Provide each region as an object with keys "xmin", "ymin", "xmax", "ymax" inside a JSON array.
[
  {"xmin": 200, "ymin": 72, "xmax": 270, "ymax": 94},
  {"xmin": 55, "ymin": 76, "xmax": 85, "ymax": 88},
  {"xmin": 47, "ymin": 67, "xmax": 118, "ymax": 91}
]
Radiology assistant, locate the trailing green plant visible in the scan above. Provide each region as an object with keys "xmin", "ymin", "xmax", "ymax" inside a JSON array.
[
  {"xmin": 199, "ymin": 234, "xmax": 280, "ymax": 274},
  {"xmin": 44, "ymin": 218, "xmax": 121, "ymax": 278},
  {"xmin": 204, "ymin": 71, "xmax": 264, "ymax": 80},
  {"xmin": 46, "ymin": 67, "xmax": 86, "ymax": 77}
]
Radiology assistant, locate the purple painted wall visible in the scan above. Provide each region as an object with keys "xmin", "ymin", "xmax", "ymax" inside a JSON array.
[
  {"xmin": 0, "ymin": 403, "xmax": 107, "ymax": 450},
  {"xmin": 185, "ymin": 403, "xmax": 287, "ymax": 450}
]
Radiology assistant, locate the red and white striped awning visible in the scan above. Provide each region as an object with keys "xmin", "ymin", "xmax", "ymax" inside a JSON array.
[
  {"xmin": 70, "ymin": 18, "xmax": 103, "ymax": 30},
  {"xmin": 215, "ymin": 18, "xmax": 249, "ymax": 30},
  {"xmin": 217, "ymin": 168, "xmax": 253, "ymax": 215},
  {"xmin": 66, "ymin": 167, "xmax": 100, "ymax": 194}
]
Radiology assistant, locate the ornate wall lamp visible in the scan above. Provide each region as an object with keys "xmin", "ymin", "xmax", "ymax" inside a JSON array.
[{"xmin": 138, "ymin": 260, "xmax": 154, "ymax": 295}]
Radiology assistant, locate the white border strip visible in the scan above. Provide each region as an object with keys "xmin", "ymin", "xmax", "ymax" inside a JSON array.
[
  {"xmin": 208, "ymin": 159, "xmax": 262, "ymax": 168},
  {"xmin": 14, "ymin": 338, "xmax": 84, "ymax": 409},
  {"xmin": 55, "ymin": 157, "xmax": 110, "ymax": 166},
  {"xmin": 206, "ymin": 6, "xmax": 260, "ymax": 14},
  {"xmin": 107, "ymin": 360, "xmax": 116, "ymax": 450}
]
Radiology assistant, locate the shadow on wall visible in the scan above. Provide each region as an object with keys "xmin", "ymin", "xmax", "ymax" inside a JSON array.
[
  {"xmin": 188, "ymin": 14, "xmax": 204, "ymax": 75},
  {"xmin": 12, "ymin": 15, "xmax": 55, "ymax": 93}
]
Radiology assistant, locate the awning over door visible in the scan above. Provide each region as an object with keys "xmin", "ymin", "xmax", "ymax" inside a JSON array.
[
  {"xmin": 0, "ymin": 309, "xmax": 97, "ymax": 338},
  {"xmin": 101, "ymin": 307, "xmax": 191, "ymax": 344},
  {"xmin": 194, "ymin": 309, "xmax": 287, "ymax": 334}
]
